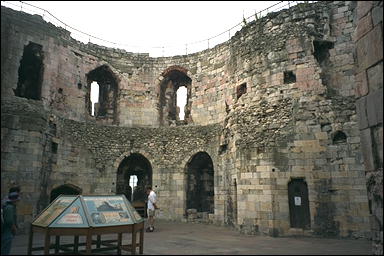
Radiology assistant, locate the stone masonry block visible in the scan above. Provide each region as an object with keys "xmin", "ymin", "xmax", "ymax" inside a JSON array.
[
  {"xmin": 360, "ymin": 128, "xmax": 375, "ymax": 172},
  {"xmin": 356, "ymin": 25, "xmax": 383, "ymax": 72},
  {"xmin": 366, "ymin": 89, "xmax": 383, "ymax": 127},
  {"xmin": 355, "ymin": 13, "xmax": 373, "ymax": 42},
  {"xmin": 355, "ymin": 71, "xmax": 369, "ymax": 97},
  {"xmin": 371, "ymin": 6, "xmax": 383, "ymax": 26},
  {"xmin": 367, "ymin": 62, "xmax": 383, "ymax": 92},
  {"xmin": 355, "ymin": 97, "xmax": 369, "ymax": 130},
  {"xmin": 374, "ymin": 88, "xmax": 383, "ymax": 124},
  {"xmin": 357, "ymin": 1, "xmax": 373, "ymax": 20}
]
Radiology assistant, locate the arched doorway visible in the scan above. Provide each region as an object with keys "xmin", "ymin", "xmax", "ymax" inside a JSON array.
[
  {"xmin": 50, "ymin": 184, "xmax": 82, "ymax": 203},
  {"xmin": 288, "ymin": 178, "xmax": 311, "ymax": 229},
  {"xmin": 186, "ymin": 152, "xmax": 214, "ymax": 214},
  {"xmin": 116, "ymin": 153, "xmax": 152, "ymax": 217}
]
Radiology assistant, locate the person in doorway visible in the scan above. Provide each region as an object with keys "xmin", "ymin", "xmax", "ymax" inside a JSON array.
[
  {"xmin": 145, "ymin": 185, "xmax": 158, "ymax": 232},
  {"xmin": 1, "ymin": 191, "xmax": 20, "ymax": 255}
]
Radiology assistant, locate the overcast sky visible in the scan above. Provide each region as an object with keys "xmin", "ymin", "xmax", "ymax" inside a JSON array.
[
  {"xmin": 2, "ymin": 1, "xmax": 283, "ymax": 56},
  {"xmin": 1, "ymin": 1, "xmax": 287, "ymax": 118}
]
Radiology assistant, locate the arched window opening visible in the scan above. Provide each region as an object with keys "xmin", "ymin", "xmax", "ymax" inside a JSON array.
[
  {"xmin": 159, "ymin": 68, "xmax": 192, "ymax": 126},
  {"xmin": 14, "ymin": 42, "xmax": 44, "ymax": 100},
  {"xmin": 186, "ymin": 152, "xmax": 214, "ymax": 216},
  {"xmin": 86, "ymin": 65, "xmax": 118, "ymax": 123},
  {"xmin": 116, "ymin": 153, "xmax": 152, "ymax": 217},
  {"xmin": 129, "ymin": 175, "xmax": 138, "ymax": 201},
  {"xmin": 50, "ymin": 184, "xmax": 82, "ymax": 203},
  {"xmin": 177, "ymin": 86, "xmax": 187, "ymax": 120},
  {"xmin": 90, "ymin": 81, "xmax": 99, "ymax": 116},
  {"xmin": 332, "ymin": 131, "xmax": 347, "ymax": 144}
]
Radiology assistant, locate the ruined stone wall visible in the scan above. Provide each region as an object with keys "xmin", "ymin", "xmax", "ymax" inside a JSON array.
[
  {"xmin": 0, "ymin": 1, "xmax": 377, "ymax": 243},
  {"xmin": 354, "ymin": 1, "xmax": 383, "ymax": 254},
  {"xmin": 0, "ymin": 6, "xmax": 233, "ymax": 128},
  {"xmin": 219, "ymin": 1, "xmax": 371, "ymax": 238}
]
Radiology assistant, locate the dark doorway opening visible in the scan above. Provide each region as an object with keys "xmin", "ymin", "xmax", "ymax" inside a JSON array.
[
  {"xmin": 50, "ymin": 184, "xmax": 82, "ymax": 203},
  {"xmin": 14, "ymin": 42, "xmax": 44, "ymax": 100},
  {"xmin": 116, "ymin": 153, "xmax": 152, "ymax": 217},
  {"xmin": 288, "ymin": 178, "xmax": 311, "ymax": 229},
  {"xmin": 186, "ymin": 152, "xmax": 214, "ymax": 214}
]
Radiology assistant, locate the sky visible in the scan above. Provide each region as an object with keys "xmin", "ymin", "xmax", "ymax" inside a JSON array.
[
  {"xmin": 1, "ymin": 1, "xmax": 287, "ymax": 118},
  {"xmin": 1, "ymin": 1, "xmax": 283, "ymax": 57}
]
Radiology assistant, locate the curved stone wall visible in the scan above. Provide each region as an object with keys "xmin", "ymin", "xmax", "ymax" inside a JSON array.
[{"xmin": 1, "ymin": 1, "xmax": 379, "ymax": 247}]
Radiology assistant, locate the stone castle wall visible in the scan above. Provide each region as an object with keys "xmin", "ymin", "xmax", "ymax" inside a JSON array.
[
  {"xmin": 1, "ymin": 1, "xmax": 381, "ymax": 250},
  {"xmin": 353, "ymin": 1, "xmax": 383, "ymax": 254}
]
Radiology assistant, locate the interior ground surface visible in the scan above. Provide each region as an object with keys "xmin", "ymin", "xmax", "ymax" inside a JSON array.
[{"xmin": 11, "ymin": 219, "xmax": 372, "ymax": 255}]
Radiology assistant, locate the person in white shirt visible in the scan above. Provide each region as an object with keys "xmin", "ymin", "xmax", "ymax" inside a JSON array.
[{"xmin": 145, "ymin": 185, "xmax": 158, "ymax": 232}]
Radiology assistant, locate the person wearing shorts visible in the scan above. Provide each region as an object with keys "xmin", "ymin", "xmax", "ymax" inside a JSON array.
[{"xmin": 145, "ymin": 185, "xmax": 158, "ymax": 232}]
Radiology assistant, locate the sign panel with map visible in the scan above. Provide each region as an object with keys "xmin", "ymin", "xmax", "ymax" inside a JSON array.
[
  {"xmin": 51, "ymin": 197, "xmax": 89, "ymax": 228},
  {"xmin": 33, "ymin": 196, "xmax": 76, "ymax": 227},
  {"xmin": 32, "ymin": 194, "xmax": 143, "ymax": 228},
  {"xmin": 84, "ymin": 196, "xmax": 135, "ymax": 226}
]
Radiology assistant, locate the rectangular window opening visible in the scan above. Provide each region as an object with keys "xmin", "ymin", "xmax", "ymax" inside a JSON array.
[{"xmin": 236, "ymin": 83, "xmax": 247, "ymax": 99}]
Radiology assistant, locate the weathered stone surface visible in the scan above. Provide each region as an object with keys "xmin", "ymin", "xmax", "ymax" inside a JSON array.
[
  {"xmin": 0, "ymin": 2, "xmax": 379, "ymax": 249},
  {"xmin": 355, "ymin": 71, "xmax": 369, "ymax": 97},
  {"xmin": 357, "ymin": 1, "xmax": 373, "ymax": 20},
  {"xmin": 356, "ymin": 25, "xmax": 383, "ymax": 72},
  {"xmin": 367, "ymin": 62, "xmax": 383, "ymax": 92},
  {"xmin": 354, "ymin": 12, "xmax": 373, "ymax": 41}
]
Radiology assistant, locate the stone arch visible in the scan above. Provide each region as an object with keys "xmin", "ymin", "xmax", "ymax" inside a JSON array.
[
  {"xmin": 115, "ymin": 152, "xmax": 153, "ymax": 213},
  {"xmin": 86, "ymin": 64, "xmax": 119, "ymax": 124},
  {"xmin": 50, "ymin": 183, "xmax": 82, "ymax": 203},
  {"xmin": 332, "ymin": 130, "xmax": 347, "ymax": 144},
  {"xmin": 185, "ymin": 151, "xmax": 215, "ymax": 216},
  {"xmin": 158, "ymin": 66, "xmax": 192, "ymax": 126}
]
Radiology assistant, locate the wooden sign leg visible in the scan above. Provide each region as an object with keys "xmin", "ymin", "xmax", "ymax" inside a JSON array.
[
  {"xmin": 27, "ymin": 225, "xmax": 33, "ymax": 255},
  {"xmin": 86, "ymin": 233, "xmax": 92, "ymax": 255},
  {"xmin": 131, "ymin": 225, "xmax": 136, "ymax": 255},
  {"xmin": 139, "ymin": 228, "xmax": 144, "ymax": 254},
  {"xmin": 73, "ymin": 236, "xmax": 79, "ymax": 253},
  {"xmin": 44, "ymin": 231, "xmax": 50, "ymax": 255},
  {"xmin": 97, "ymin": 235, "xmax": 101, "ymax": 249},
  {"xmin": 55, "ymin": 236, "xmax": 60, "ymax": 254},
  {"xmin": 117, "ymin": 233, "xmax": 122, "ymax": 254}
]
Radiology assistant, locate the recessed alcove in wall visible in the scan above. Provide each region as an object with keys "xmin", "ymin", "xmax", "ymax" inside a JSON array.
[
  {"xmin": 313, "ymin": 40, "xmax": 334, "ymax": 65},
  {"xmin": 159, "ymin": 67, "xmax": 192, "ymax": 126},
  {"xmin": 116, "ymin": 153, "xmax": 152, "ymax": 215},
  {"xmin": 332, "ymin": 131, "xmax": 347, "ymax": 144},
  {"xmin": 14, "ymin": 42, "xmax": 44, "ymax": 100},
  {"xmin": 186, "ymin": 152, "xmax": 214, "ymax": 214},
  {"xmin": 50, "ymin": 184, "xmax": 82, "ymax": 203},
  {"xmin": 284, "ymin": 71, "xmax": 296, "ymax": 84},
  {"xmin": 236, "ymin": 83, "xmax": 247, "ymax": 99},
  {"xmin": 86, "ymin": 65, "xmax": 118, "ymax": 123}
]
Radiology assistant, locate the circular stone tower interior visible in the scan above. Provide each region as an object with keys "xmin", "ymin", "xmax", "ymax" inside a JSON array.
[{"xmin": 1, "ymin": 2, "xmax": 383, "ymax": 252}]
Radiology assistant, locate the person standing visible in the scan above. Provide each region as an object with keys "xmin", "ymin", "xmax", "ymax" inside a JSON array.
[
  {"xmin": 145, "ymin": 185, "xmax": 158, "ymax": 232},
  {"xmin": 1, "ymin": 191, "xmax": 20, "ymax": 255}
]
